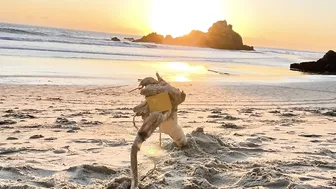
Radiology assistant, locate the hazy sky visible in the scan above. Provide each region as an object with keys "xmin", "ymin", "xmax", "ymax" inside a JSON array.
[{"xmin": 1, "ymin": 0, "xmax": 335, "ymax": 51}]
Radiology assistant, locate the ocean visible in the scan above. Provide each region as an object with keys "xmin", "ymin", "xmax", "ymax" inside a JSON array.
[{"xmin": 0, "ymin": 22, "xmax": 334, "ymax": 85}]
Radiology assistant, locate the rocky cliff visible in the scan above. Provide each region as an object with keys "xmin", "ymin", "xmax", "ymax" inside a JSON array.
[{"xmin": 134, "ymin": 20, "xmax": 254, "ymax": 51}]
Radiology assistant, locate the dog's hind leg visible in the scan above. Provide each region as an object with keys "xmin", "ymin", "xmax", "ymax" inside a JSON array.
[{"xmin": 130, "ymin": 112, "xmax": 164, "ymax": 189}]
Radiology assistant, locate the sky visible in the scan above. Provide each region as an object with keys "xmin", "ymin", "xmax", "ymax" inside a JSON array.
[{"xmin": 1, "ymin": 0, "xmax": 335, "ymax": 51}]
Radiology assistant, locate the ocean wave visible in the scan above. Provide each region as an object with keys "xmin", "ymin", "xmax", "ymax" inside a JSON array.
[
  {"xmin": 0, "ymin": 24, "xmax": 258, "ymax": 52},
  {"xmin": 0, "ymin": 24, "xmax": 261, "ymax": 54},
  {"xmin": 257, "ymin": 47, "xmax": 323, "ymax": 58},
  {"xmin": 0, "ymin": 23, "xmax": 312, "ymax": 66},
  {"xmin": 0, "ymin": 46, "xmax": 145, "ymax": 56},
  {"xmin": 0, "ymin": 27, "xmax": 47, "ymax": 36},
  {"xmin": 0, "ymin": 45, "xmax": 276, "ymax": 64},
  {"xmin": 0, "ymin": 25, "xmax": 121, "ymax": 43},
  {"xmin": 0, "ymin": 36, "xmax": 158, "ymax": 49},
  {"xmin": 0, "ymin": 35, "xmax": 232, "ymax": 52}
]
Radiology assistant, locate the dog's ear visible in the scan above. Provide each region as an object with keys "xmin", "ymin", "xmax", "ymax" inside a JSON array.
[
  {"xmin": 181, "ymin": 91, "xmax": 186, "ymax": 103},
  {"xmin": 156, "ymin": 72, "xmax": 163, "ymax": 82}
]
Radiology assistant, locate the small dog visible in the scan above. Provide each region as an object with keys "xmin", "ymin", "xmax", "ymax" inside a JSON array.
[{"xmin": 130, "ymin": 73, "xmax": 187, "ymax": 189}]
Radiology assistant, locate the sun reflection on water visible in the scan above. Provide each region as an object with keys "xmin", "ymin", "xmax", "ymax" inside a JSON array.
[
  {"xmin": 154, "ymin": 62, "xmax": 208, "ymax": 82},
  {"xmin": 174, "ymin": 74, "xmax": 190, "ymax": 82}
]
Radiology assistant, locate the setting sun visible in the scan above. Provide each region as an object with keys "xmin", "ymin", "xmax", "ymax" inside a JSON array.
[{"xmin": 150, "ymin": 0, "xmax": 225, "ymax": 37}]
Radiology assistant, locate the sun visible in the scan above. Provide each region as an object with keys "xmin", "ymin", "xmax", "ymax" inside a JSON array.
[{"xmin": 150, "ymin": 0, "xmax": 225, "ymax": 37}]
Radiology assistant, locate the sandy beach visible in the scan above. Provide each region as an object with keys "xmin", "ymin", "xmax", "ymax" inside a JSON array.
[{"xmin": 0, "ymin": 81, "xmax": 335, "ymax": 189}]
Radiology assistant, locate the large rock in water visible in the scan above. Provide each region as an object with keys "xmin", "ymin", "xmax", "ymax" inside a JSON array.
[
  {"xmin": 134, "ymin": 32, "xmax": 164, "ymax": 44},
  {"xmin": 111, "ymin": 37, "xmax": 121, "ymax": 41},
  {"xmin": 134, "ymin": 20, "xmax": 254, "ymax": 51},
  {"xmin": 124, "ymin": 37, "xmax": 135, "ymax": 42},
  {"xmin": 290, "ymin": 50, "xmax": 336, "ymax": 74},
  {"xmin": 205, "ymin": 21, "xmax": 252, "ymax": 50}
]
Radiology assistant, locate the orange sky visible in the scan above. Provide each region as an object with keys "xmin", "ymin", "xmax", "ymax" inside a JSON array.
[{"xmin": 1, "ymin": 0, "xmax": 335, "ymax": 51}]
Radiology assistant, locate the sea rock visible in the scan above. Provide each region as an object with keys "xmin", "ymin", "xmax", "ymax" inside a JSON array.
[
  {"xmin": 290, "ymin": 50, "xmax": 336, "ymax": 74},
  {"xmin": 134, "ymin": 20, "xmax": 254, "ymax": 51},
  {"xmin": 206, "ymin": 20, "xmax": 252, "ymax": 50},
  {"xmin": 124, "ymin": 37, "xmax": 135, "ymax": 41},
  {"xmin": 111, "ymin": 37, "xmax": 121, "ymax": 42},
  {"xmin": 134, "ymin": 32, "xmax": 164, "ymax": 44}
]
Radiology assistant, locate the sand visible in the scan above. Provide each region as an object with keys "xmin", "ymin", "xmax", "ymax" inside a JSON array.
[{"xmin": 0, "ymin": 82, "xmax": 335, "ymax": 189}]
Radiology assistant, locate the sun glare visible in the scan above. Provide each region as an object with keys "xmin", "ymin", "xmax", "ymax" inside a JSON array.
[
  {"xmin": 164, "ymin": 62, "xmax": 207, "ymax": 74},
  {"xmin": 174, "ymin": 75, "xmax": 190, "ymax": 82},
  {"xmin": 150, "ymin": 0, "xmax": 225, "ymax": 37},
  {"xmin": 153, "ymin": 62, "xmax": 208, "ymax": 82}
]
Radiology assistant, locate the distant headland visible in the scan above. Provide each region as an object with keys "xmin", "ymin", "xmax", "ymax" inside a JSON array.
[{"xmin": 133, "ymin": 20, "xmax": 254, "ymax": 51}]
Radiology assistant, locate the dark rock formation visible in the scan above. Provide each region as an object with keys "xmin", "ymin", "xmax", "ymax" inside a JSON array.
[
  {"xmin": 135, "ymin": 32, "xmax": 164, "ymax": 44},
  {"xmin": 124, "ymin": 37, "xmax": 135, "ymax": 42},
  {"xmin": 134, "ymin": 20, "xmax": 254, "ymax": 51},
  {"xmin": 290, "ymin": 50, "xmax": 336, "ymax": 74},
  {"xmin": 111, "ymin": 37, "xmax": 121, "ymax": 42}
]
